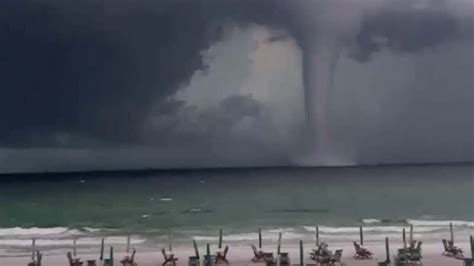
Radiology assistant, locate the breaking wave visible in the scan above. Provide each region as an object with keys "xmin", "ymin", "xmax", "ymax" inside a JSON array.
[
  {"xmin": 406, "ymin": 219, "xmax": 474, "ymax": 227},
  {"xmin": 302, "ymin": 226, "xmax": 442, "ymax": 234}
]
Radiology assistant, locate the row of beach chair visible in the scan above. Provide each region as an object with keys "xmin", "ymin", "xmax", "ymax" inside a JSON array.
[{"xmin": 25, "ymin": 224, "xmax": 473, "ymax": 266}]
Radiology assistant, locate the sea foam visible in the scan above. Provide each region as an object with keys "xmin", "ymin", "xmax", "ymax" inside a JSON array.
[
  {"xmin": 194, "ymin": 228, "xmax": 305, "ymax": 242},
  {"xmin": 0, "ymin": 227, "xmax": 76, "ymax": 237},
  {"xmin": 303, "ymin": 225, "xmax": 443, "ymax": 234},
  {"xmin": 0, "ymin": 236, "xmax": 146, "ymax": 247},
  {"xmin": 362, "ymin": 219, "xmax": 381, "ymax": 224},
  {"xmin": 406, "ymin": 219, "xmax": 474, "ymax": 227},
  {"xmin": 0, "ymin": 227, "xmax": 111, "ymax": 238}
]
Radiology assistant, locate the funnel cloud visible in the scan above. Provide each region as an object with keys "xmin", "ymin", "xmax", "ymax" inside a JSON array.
[{"xmin": 0, "ymin": 0, "xmax": 472, "ymax": 172}]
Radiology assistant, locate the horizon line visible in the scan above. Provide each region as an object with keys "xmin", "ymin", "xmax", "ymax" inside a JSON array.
[{"xmin": 0, "ymin": 160, "xmax": 472, "ymax": 177}]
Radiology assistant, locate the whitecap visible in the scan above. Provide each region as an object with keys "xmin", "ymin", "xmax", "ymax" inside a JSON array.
[
  {"xmin": 407, "ymin": 219, "xmax": 474, "ymax": 227},
  {"xmin": 0, "ymin": 236, "xmax": 146, "ymax": 247},
  {"xmin": 362, "ymin": 219, "xmax": 381, "ymax": 224},
  {"xmin": 160, "ymin": 198, "xmax": 173, "ymax": 201},
  {"xmin": 303, "ymin": 225, "xmax": 442, "ymax": 234},
  {"xmin": 0, "ymin": 227, "xmax": 72, "ymax": 237}
]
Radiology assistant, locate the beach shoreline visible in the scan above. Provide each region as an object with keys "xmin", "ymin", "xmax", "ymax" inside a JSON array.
[{"xmin": 1, "ymin": 240, "xmax": 470, "ymax": 265}]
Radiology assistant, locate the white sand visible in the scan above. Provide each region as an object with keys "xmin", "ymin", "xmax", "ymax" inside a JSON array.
[{"xmin": 0, "ymin": 241, "xmax": 470, "ymax": 265}]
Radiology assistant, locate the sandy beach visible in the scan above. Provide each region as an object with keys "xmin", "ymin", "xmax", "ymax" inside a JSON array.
[
  {"xmin": 1, "ymin": 165, "xmax": 472, "ymax": 266},
  {"xmin": 1, "ymin": 241, "xmax": 470, "ymax": 265}
]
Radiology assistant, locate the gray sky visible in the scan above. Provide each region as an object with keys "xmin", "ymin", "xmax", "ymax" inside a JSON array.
[{"xmin": 0, "ymin": 0, "xmax": 473, "ymax": 173}]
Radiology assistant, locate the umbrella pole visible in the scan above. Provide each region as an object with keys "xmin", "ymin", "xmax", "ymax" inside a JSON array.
[
  {"xmin": 299, "ymin": 240, "xmax": 304, "ymax": 266},
  {"xmin": 450, "ymin": 223, "xmax": 454, "ymax": 243},
  {"xmin": 277, "ymin": 232, "xmax": 282, "ymax": 255},
  {"xmin": 316, "ymin": 226, "xmax": 319, "ymax": 247},
  {"xmin": 402, "ymin": 228, "xmax": 407, "ymax": 249}
]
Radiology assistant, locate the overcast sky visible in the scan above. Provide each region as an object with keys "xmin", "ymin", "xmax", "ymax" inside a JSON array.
[{"xmin": 0, "ymin": 0, "xmax": 473, "ymax": 173}]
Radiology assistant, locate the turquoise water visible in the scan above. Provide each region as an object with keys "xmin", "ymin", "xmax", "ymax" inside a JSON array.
[{"xmin": 0, "ymin": 163, "xmax": 472, "ymax": 252}]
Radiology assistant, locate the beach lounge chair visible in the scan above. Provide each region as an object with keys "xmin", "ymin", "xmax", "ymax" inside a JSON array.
[
  {"xmin": 251, "ymin": 228, "xmax": 273, "ymax": 264},
  {"xmin": 329, "ymin": 249, "xmax": 343, "ymax": 265},
  {"xmin": 263, "ymin": 252, "xmax": 275, "ymax": 265},
  {"xmin": 215, "ymin": 230, "xmax": 229, "ymax": 265},
  {"xmin": 202, "ymin": 243, "xmax": 216, "ymax": 266},
  {"xmin": 353, "ymin": 226, "xmax": 372, "ymax": 260},
  {"xmin": 310, "ymin": 243, "xmax": 331, "ymax": 263},
  {"xmin": 460, "ymin": 236, "xmax": 474, "ymax": 266},
  {"xmin": 353, "ymin": 241, "xmax": 372, "ymax": 259},
  {"xmin": 189, "ymin": 240, "xmax": 201, "ymax": 266},
  {"xmin": 215, "ymin": 246, "xmax": 229, "ymax": 264},
  {"xmin": 449, "ymin": 240, "xmax": 464, "ymax": 258},
  {"xmin": 162, "ymin": 248, "xmax": 178, "ymax": 266},
  {"xmin": 251, "ymin": 244, "xmax": 265, "ymax": 262},
  {"xmin": 309, "ymin": 246, "xmax": 320, "ymax": 259},
  {"xmin": 442, "ymin": 239, "xmax": 454, "ymax": 257},
  {"xmin": 203, "ymin": 255, "xmax": 216, "ymax": 266},
  {"xmin": 396, "ymin": 248, "xmax": 407, "ymax": 260},
  {"xmin": 276, "ymin": 232, "xmax": 290, "ymax": 265},
  {"xmin": 28, "ymin": 251, "xmax": 42, "ymax": 266},
  {"xmin": 120, "ymin": 249, "xmax": 137, "ymax": 266},
  {"xmin": 67, "ymin": 251, "xmax": 84, "ymax": 266},
  {"xmin": 102, "ymin": 247, "xmax": 114, "ymax": 266},
  {"xmin": 416, "ymin": 241, "xmax": 422, "ymax": 250},
  {"xmin": 188, "ymin": 257, "xmax": 200, "ymax": 266},
  {"xmin": 462, "ymin": 258, "xmax": 474, "ymax": 266},
  {"xmin": 278, "ymin": 252, "xmax": 290, "ymax": 265},
  {"xmin": 311, "ymin": 243, "xmax": 340, "ymax": 265},
  {"xmin": 408, "ymin": 241, "xmax": 423, "ymax": 263}
]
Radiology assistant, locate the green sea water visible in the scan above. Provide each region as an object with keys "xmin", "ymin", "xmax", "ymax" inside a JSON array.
[{"xmin": 0, "ymin": 163, "xmax": 472, "ymax": 253}]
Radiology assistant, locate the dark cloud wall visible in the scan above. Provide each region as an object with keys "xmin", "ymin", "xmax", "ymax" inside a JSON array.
[
  {"xmin": 0, "ymin": 0, "xmax": 472, "ymax": 172},
  {"xmin": 351, "ymin": 0, "xmax": 472, "ymax": 61},
  {"xmin": 1, "ymin": 0, "xmax": 225, "ymax": 145}
]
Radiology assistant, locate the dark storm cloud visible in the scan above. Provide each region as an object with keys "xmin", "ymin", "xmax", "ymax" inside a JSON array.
[
  {"xmin": 0, "ymin": 0, "xmax": 284, "ymax": 147},
  {"xmin": 351, "ymin": 0, "xmax": 472, "ymax": 61},
  {"xmin": 143, "ymin": 95, "xmax": 274, "ymax": 150},
  {"xmin": 0, "ymin": 0, "xmax": 472, "ymax": 171}
]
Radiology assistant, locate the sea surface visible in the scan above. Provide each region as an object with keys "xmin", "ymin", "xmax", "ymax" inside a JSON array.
[{"xmin": 0, "ymin": 163, "xmax": 472, "ymax": 256}]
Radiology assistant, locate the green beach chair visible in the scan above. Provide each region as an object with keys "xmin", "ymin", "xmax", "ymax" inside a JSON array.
[
  {"xmin": 203, "ymin": 255, "xmax": 215, "ymax": 266},
  {"xmin": 202, "ymin": 243, "xmax": 215, "ymax": 266},
  {"xmin": 103, "ymin": 246, "xmax": 114, "ymax": 266},
  {"xmin": 279, "ymin": 252, "xmax": 290, "ymax": 265},
  {"xmin": 277, "ymin": 232, "xmax": 290, "ymax": 265},
  {"xmin": 263, "ymin": 252, "xmax": 275, "ymax": 265},
  {"xmin": 395, "ymin": 248, "xmax": 408, "ymax": 266},
  {"xmin": 408, "ymin": 241, "xmax": 423, "ymax": 263},
  {"xmin": 188, "ymin": 239, "xmax": 201, "ymax": 266},
  {"xmin": 188, "ymin": 256, "xmax": 200, "ymax": 266},
  {"xmin": 461, "ymin": 236, "xmax": 474, "ymax": 266}
]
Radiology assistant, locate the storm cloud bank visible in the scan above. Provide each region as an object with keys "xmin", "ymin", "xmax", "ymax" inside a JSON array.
[{"xmin": 0, "ymin": 0, "xmax": 472, "ymax": 172}]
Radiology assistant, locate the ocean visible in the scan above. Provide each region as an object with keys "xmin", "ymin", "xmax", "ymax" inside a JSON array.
[{"xmin": 0, "ymin": 163, "xmax": 472, "ymax": 256}]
